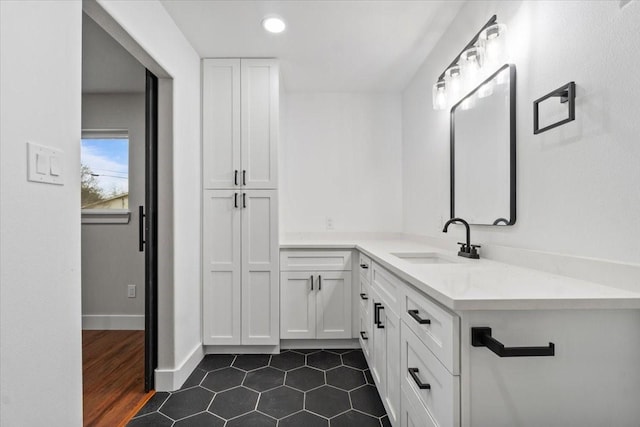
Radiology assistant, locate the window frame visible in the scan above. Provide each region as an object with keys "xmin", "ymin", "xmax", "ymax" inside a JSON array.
[{"xmin": 80, "ymin": 129, "xmax": 131, "ymax": 224}]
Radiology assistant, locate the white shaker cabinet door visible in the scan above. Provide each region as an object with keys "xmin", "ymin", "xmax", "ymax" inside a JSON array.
[
  {"xmin": 202, "ymin": 190, "xmax": 242, "ymax": 345},
  {"xmin": 280, "ymin": 272, "xmax": 316, "ymax": 339},
  {"xmin": 241, "ymin": 190, "xmax": 279, "ymax": 345},
  {"xmin": 202, "ymin": 59, "xmax": 241, "ymax": 189},
  {"xmin": 241, "ymin": 59, "xmax": 278, "ymax": 189},
  {"xmin": 315, "ymin": 271, "xmax": 352, "ymax": 339}
]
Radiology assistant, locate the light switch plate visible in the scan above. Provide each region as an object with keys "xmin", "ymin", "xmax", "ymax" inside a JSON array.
[{"xmin": 27, "ymin": 142, "xmax": 63, "ymax": 185}]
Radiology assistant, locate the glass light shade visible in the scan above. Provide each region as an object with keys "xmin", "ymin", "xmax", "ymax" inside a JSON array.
[
  {"xmin": 479, "ymin": 23, "xmax": 508, "ymax": 72},
  {"xmin": 432, "ymin": 81, "xmax": 447, "ymax": 110},
  {"xmin": 444, "ymin": 65, "xmax": 462, "ymax": 106},
  {"xmin": 459, "ymin": 46, "xmax": 484, "ymax": 93}
]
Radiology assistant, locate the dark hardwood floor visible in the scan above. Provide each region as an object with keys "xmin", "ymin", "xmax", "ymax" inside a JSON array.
[{"xmin": 83, "ymin": 330, "xmax": 154, "ymax": 427}]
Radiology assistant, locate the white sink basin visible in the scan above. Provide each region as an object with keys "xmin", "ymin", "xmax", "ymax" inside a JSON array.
[{"xmin": 390, "ymin": 252, "xmax": 459, "ymax": 264}]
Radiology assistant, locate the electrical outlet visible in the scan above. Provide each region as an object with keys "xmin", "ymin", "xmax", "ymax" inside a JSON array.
[
  {"xmin": 127, "ymin": 284, "xmax": 136, "ymax": 298},
  {"xmin": 326, "ymin": 217, "xmax": 334, "ymax": 230}
]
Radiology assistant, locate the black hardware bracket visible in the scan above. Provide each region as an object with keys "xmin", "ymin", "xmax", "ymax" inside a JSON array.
[
  {"xmin": 533, "ymin": 82, "xmax": 576, "ymax": 134},
  {"xmin": 471, "ymin": 327, "xmax": 555, "ymax": 357}
]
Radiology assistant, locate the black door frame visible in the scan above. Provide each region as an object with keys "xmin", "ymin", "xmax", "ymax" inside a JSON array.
[{"xmin": 144, "ymin": 69, "xmax": 159, "ymax": 392}]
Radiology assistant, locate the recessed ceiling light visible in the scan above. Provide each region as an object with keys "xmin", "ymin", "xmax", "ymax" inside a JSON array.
[{"xmin": 262, "ymin": 15, "xmax": 286, "ymax": 34}]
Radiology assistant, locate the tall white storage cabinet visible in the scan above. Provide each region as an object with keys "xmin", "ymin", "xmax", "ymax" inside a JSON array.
[{"xmin": 202, "ymin": 58, "xmax": 279, "ymax": 348}]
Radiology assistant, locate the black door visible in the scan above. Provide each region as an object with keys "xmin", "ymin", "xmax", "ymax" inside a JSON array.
[{"xmin": 144, "ymin": 69, "xmax": 158, "ymax": 392}]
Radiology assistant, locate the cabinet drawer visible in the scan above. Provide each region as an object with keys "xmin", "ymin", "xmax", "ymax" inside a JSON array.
[
  {"xmin": 401, "ymin": 325, "xmax": 459, "ymax": 427},
  {"xmin": 401, "ymin": 388, "xmax": 437, "ymax": 427},
  {"xmin": 358, "ymin": 252, "xmax": 372, "ymax": 283},
  {"xmin": 402, "ymin": 285, "xmax": 459, "ymax": 374},
  {"xmin": 372, "ymin": 262, "xmax": 400, "ymax": 315},
  {"xmin": 280, "ymin": 250, "xmax": 352, "ymax": 271},
  {"xmin": 359, "ymin": 313, "xmax": 371, "ymax": 361},
  {"xmin": 359, "ymin": 277, "xmax": 371, "ymax": 317}
]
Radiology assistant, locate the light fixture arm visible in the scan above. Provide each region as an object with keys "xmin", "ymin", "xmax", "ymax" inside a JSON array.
[{"xmin": 436, "ymin": 14, "xmax": 497, "ymax": 83}]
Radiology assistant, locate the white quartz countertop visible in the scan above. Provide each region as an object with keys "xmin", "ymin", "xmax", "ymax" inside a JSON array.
[{"xmin": 280, "ymin": 238, "xmax": 640, "ymax": 311}]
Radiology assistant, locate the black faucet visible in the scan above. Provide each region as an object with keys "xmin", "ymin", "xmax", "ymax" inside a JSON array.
[{"xmin": 442, "ymin": 217, "xmax": 480, "ymax": 259}]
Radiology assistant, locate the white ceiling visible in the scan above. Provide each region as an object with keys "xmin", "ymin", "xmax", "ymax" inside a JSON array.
[
  {"xmin": 160, "ymin": 0, "xmax": 465, "ymax": 92},
  {"xmin": 82, "ymin": 13, "xmax": 146, "ymax": 94}
]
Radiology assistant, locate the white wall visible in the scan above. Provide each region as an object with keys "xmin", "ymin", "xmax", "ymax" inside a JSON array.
[
  {"xmin": 281, "ymin": 93, "xmax": 403, "ymax": 234},
  {"xmin": 0, "ymin": 1, "xmax": 83, "ymax": 426},
  {"xmin": 81, "ymin": 93, "xmax": 146, "ymax": 327},
  {"xmin": 402, "ymin": 0, "xmax": 640, "ymax": 265},
  {"xmin": 91, "ymin": 0, "xmax": 202, "ymax": 389}
]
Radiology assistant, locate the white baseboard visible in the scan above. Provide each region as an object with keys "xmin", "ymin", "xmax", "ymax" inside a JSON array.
[
  {"xmin": 203, "ymin": 345, "xmax": 280, "ymax": 355},
  {"xmin": 155, "ymin": 343, "xmax": 204, "ymax": 392},
  {"xmin": 280, "ymin": 339, "xmax": 359, "ymax": 350},
  {"xmin": 82, "ymin": 314, "xmax": 144, "ymax": 330}
]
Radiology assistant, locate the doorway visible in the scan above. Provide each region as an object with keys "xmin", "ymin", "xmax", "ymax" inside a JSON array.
[{"xmin": 80, "ymin": 12, "xmax": 159, "ymax": 425}]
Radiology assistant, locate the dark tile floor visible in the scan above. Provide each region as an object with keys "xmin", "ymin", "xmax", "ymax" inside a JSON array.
[{"xmin": 128, "ymin": 349, "xmax": 389, "ymax": 427}]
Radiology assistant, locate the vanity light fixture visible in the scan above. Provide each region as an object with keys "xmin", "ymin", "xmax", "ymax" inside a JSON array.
[
  {"xmin": 262, "ymin": 15, "xmax": 286, "ymax": 33},
  {"xmin": 431, "ymin": 15, "xmax": 507, "ymax": 110}
]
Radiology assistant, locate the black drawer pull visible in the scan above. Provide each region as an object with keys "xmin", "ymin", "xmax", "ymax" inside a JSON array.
[
  {"xmin": 310, "ymin": 275, "xmax": 314, "ymax": 291},
  {"xmin": 471, "ymin": 327, "xmax": 555, "ymax": 357},
  {"xmin": 318, "ymin": 275, "xmax": 322, "ymax": 291},
  {"xmin": 360, "ymin": 293, "xmax": 368, "ymax": 300},
  {"xmin": 360, "ymin": 263, "xmax": 369, "ymax": 269},
  {"xmin": 374, "ymin": 303, "xmax": 384, "ymax": 329},
  {"xmin": 408, "ymin": 309, "xmax": 431, "ymax": 325},
  {"xmin": 360, "ymin": 331, "xmax": 368, "ymax": 340},
  {"xmin": 408, "ymin": 368, "xmax": 430, "ymax": 390},
  {"xmin": 234, "ymin": 170, "xmax": 238, "ymax": 186}
]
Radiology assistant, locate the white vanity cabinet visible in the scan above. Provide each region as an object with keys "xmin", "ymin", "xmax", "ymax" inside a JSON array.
[
  {"xmin": 280, "ymin": 250, "xmax": 352, "ymax": 340},
  {"xmin": 355, "ymin": 251, "xmax": 640, "ymax": 427}
]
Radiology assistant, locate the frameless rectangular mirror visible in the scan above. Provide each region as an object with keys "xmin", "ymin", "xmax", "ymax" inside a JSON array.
[{"xmin": 450, "ymin": 63, "xmax": 516, "ymax": 226}]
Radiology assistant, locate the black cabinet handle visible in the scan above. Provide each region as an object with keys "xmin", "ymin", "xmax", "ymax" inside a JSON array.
[
  {"xmin": 374, "ymin": 303, "xmax": 384, "ymax": 329},
  {"xmin": 138, "ymin": 205, "xmax": 145, "ymax": 252},
  {"xmin": 360, "ymin": 263, "xmax": 369, "ymax": 269},
  {"xmin": 471, "ymin": 327, "xmax": 555, "ymax": 357},
  {"xmin": 234, "ymin": 192, "xmax": 238, "ymax": 208},
  {"xmin": 234, "ymin": 170, "xmax": 238, "ymax": 186},
  {"xmin": 318, "ymin": 275, "xmax": 322, "ymax": 290},
  {"xmin": 360, "ymin": 293, "xmax": 368, "ymax": 300},
  {"xmin": 360, "ymin": 331, "xmax": 368, "ymax": 340},
  {"xmin": 310, "ymin": 275, "xmax": 314, "ymax": 291},
  {"xmin": 408, "ymin": 368, "xmax": 431, "ymax": 390},
  {"xmin": 408, "ymin": 310, "xmax": 431, "ymax": 325},
  {"xmin": 242, "ymin": 170, "xmax": 246, "ymax": 186},
  {"xmin": 242, "ymin": 193, "xmax": 246, "ymax": 208}
]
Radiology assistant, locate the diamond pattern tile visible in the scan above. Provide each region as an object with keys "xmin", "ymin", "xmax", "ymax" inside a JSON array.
[{"xmin": 129, "ymin": 348, "xmax": 388, "ymax": 426}]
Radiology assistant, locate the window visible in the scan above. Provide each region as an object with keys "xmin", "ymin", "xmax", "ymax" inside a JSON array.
[
  {"xmin": 81, "ymin": 130, "xmax": 129, "ymax": 209},
  {"xmin": 81, "ymin": 130, "xmax": 130, "ymax": 223}
]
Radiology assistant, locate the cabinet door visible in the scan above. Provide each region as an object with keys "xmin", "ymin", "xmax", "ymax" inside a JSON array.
[
  {"xmin": 316, "ymin": 271, "xmax": 352, "ymax": 339},
  {"xmin": 383, "ymin": 310, "xmax": 401, "ymax": 425},
  {"xmin": 203, "ymin": 190, "xmax": 241, "ymax": 345},
  {"xmin": 280, "ymin": 272, "xmax": 316, "ymax": 339},
  {"xmin": 241, "ymin": 190, "xmax": 279, "ymax": 345},
  {"xmin": 372, "ymin": 294, "xmax": 386, "ymax": 389},
  {"xmin": 203, "ymin": 59, "xmax": 241, "ymax": 189},
  {"xmin": 241, "ymin": 59, "xmax": 278, "ymax": 189}
]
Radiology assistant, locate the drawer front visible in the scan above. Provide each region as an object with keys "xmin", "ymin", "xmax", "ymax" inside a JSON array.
[
  {"xmin": 372, "ymin": 262, "xmax": 400, "ymax": 315},
  {"xmin": 358, "ymin": 252, "xmax": 372, "ymax": 283},
  {"xmin": 359, "ymin": 277, "xmax": 371, "ymax": 317},
  {"xmin": 401, "ymin": 388, "xmax": 437, "ymax": 427},
  {"xmin": 401, "ymin": 325, "xmax": 459, "ymax": 427},
  {"xmin": 359, "ymin": 313, "xmax": 371, "ymax": 361},
  {"xmin": 402, "ymin": 285, "xmax": 459, "ymax": 374},
  {"xmin": 280, "ymin": 250, "xmax": 352, "ymax": 271}
]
